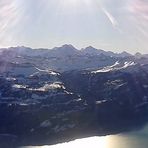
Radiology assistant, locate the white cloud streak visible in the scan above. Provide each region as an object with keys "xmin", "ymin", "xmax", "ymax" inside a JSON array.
[{"xmin": 102, "ymin": 7, "xmax": 118, "ymax": 28}]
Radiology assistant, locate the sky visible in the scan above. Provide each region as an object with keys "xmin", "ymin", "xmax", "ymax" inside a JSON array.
[{"xmin": 0, "ymin": 0, "xmax": 148, "ymax": 53}]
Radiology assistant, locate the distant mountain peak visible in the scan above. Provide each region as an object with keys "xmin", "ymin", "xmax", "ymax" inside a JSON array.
[
  {"xmin": 59, "ymin": 44, "xmax": 77, "ymax": 50},
  {"xmin": 84, "ymin": 46, "xmax": 96, "ymax": 49},
  {"xmin": 135, "ymin": 52, "xmax": 143, "ymax": 59},
  {"xmin": 47, "ymin": 44, "xmax": 79, "ymax": 58},
  {"xmin": 121, "ymin": 51, "xmax": 130, "ymax": 54},
  {"xmin": 53, "ymin": 44, "xmax": 78, "ymax": 52},
  {"xmin": 81, "ymin": 46, "xmax": 105, "ymax": 56},
  {"xmin": 135, "ymin": 52, "xmax": 142, "ymax": 56},
  {"xmin": 119, "ymin": 51, "xmax": 132, "ymax": 57},
  {"xmin": 82, "ymin": 46, "xmax": 101, "ymax": 51},
  {"xmin": 62, "ymin": 44, "xmax": 76, "ymax": 48}
]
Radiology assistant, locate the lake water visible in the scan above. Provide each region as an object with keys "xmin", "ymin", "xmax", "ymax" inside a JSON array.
[{"xmin": 21, "ymin": 123, "xmax": 148, "ymax": 148}]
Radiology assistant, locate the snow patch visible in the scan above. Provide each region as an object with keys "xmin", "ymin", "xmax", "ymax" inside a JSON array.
[
  {"xmin": 35, "ymin": 67, "xmax": 60, "ymax": 76},
  {"xmin": 6, "ymin": 77, "xmax": 16, "ymax": 81},
  {"xmin": 40, "ymin": 120, "xmax": 52, "ymax": 128},
  {"xmin": 29, "ymin": 82, "xmax": 65, "ymax": 92},
  {"xmin": 12, "ymin": 84, "xmax": 27, "ymax": 89},
  {"xmin": 92, "ymin": 61, "xmax": 136, "ymax": 73},
  {"xmin": 122, "ymin": 61, "xmax": 136, "ymax": 68},
  {"xmin": 143, "ymin": 85, "xmax": 148, "ymax": 88}
]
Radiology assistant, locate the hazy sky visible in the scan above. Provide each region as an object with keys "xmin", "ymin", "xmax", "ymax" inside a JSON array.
[{"xmin": 0, "ymin": 0, "xmax": 148, "ymax": 53}]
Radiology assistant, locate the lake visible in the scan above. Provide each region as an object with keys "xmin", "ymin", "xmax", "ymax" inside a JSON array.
[{"xmin": 21, "ymin": 123, "xmax": 148, "ymax": 148}]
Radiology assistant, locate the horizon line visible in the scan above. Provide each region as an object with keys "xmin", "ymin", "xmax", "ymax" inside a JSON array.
[{"xmin": 0, "ymin": 44, "xmax": 145, "ymax": 55}]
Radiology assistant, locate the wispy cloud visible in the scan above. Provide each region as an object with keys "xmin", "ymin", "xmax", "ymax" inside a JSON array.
[{"xmin": 102, "ymin": 7, "xmax": 119, "ymax": 28}]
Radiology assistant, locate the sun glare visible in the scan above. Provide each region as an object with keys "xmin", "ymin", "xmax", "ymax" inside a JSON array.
[
  {"xmin": 60, "ymin": 0, "xmax": 92, "ymax": 7},
  {"xmin": 65, "ymin": 0, "xmax": 79, "ymax": 5},
  {"xmin": 22, "ymin": 136, "xmax": 110, "ymax": 148}
]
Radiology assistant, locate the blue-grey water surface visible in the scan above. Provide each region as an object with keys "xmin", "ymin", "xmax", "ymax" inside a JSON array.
[{"xmin": 21, "ymin": 123, "xmax": 148, "ymax": 148}]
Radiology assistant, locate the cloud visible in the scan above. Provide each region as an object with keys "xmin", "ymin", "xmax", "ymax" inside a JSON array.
[{"xmin": 102, "ymin": 7, "xmax": 119, "ymax": 28}]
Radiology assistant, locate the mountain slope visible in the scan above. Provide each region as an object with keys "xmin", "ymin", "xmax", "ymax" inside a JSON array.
[{"xmin": 0, "ymin": 46, "xmax": 148, "ymax": 146}]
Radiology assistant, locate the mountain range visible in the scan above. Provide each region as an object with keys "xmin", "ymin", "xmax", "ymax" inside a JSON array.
[
  {"xmin": 0, "ymin": 45, "xmax": 148, "ymax": 147},
  {"xmin": 0, "ymin": 44, "xmax": 147, "ymax": 73},
  {"xmin": 0, "ymin": 44, "xmax": 134, "ymax": 57}
]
